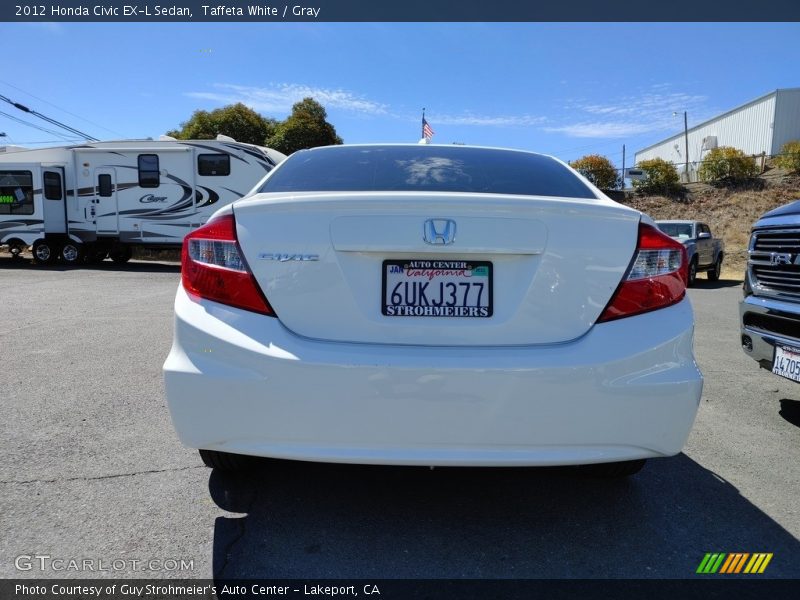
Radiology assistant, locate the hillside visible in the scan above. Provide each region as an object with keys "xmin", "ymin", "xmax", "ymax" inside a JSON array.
[{"xmin": 620, "ymin": 172, "xmax": 800, "ymax": 280}]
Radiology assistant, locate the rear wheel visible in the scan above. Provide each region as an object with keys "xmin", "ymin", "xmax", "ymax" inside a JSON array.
[
  {"xmin": 688, "ymin": 258, "xmax": 697, "ymax": 286},
  {"xmin": 707, "ymin": 255, "xmax": 722, "ymax": 281},
  {"xmin": 577, "ymin": 459, "xmax": 647, "ymax": 478},
  {"xmin": 60, "ymin": 242, "xmax": 84, "ymax": 266},
  {"xmin": 110, "ymin": 245, "xmax": 132, "ymax": 264},
  {"xmin": 199, "ymin": 449, "xmax": 255, "ymax": 471},
  {"xmin": 8, "ymin": 241, "xmax": 25, "ymax": 258},
  {"xmin": 32, "ymin": 239, "xmax": 58, "ymax": 265}
]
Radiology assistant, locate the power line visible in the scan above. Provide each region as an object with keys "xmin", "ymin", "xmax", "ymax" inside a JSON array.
[
  {"xmin": 0, "ymin": 79, "xmax": 125, "ymax": 138},
  {"xmin": 0, "ymin": 93, "xmax": 98, "ymax": 141},
  {"xmin": 0, "ymin": 109, "xmax": 76, "ymax": 140}
]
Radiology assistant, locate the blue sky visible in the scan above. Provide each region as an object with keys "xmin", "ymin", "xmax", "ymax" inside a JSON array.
[{"xmin": 1, "ymin": 22, "xmax": 798, "ymax": 167}]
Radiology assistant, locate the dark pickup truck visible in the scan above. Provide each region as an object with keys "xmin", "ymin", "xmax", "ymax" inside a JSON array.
[{"xmin": 740, "ymin": 200, "xmax": 800, "ymax": 382}]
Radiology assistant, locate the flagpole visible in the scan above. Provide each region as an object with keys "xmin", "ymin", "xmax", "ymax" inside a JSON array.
[{"xmin": 422, "ymin": 107, "xmax": 425, "ymax": 139}]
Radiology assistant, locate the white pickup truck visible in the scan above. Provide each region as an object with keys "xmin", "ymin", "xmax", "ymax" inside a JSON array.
[{"xmin": 655, "ymin": 220, "xmax": 725, "ymax": 285}]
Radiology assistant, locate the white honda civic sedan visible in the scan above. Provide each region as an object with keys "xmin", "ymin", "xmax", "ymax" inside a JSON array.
[{"xmin": 163, "ymin": 144, "xmax": 703, "ymax": 477}]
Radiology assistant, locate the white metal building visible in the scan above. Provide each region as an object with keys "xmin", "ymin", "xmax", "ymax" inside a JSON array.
[{"xmin": 634, "ymin": 88, "xmax": 800, "ymax": 180}]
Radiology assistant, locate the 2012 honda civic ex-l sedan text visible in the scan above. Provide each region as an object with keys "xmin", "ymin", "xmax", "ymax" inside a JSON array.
[{"xmin": 163, "ymin": 144, "xmax": 703, "ymax": 477}]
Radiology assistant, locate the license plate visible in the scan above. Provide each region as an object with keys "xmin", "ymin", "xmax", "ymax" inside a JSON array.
[
  {"xmin": 382, "ymin": 259, "xmax": 493, "ymax": 317},
  {"xmin": 772, "ymin": 345, "xmax": 800, "ymax": 382}
]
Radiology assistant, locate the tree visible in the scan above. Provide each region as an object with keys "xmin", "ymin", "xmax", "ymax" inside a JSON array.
[
  {"xmin": 775, "ymin": 140, "xmax": 800, "ymax": 174},
  {"xmin": 569, "ymin": 154, "xmax": 620, "ymax": 190},
  {"xmin": 267, "ymin": 98, "xmax": 343, "ymax": 155},
  {"xmin": 697, "ymin": 146, "xmax": 758, "ymax": 184},
  {"xmin": 166, "ymin": 103, "xmax": 277, "ymax": 146},
  {"xmin": 633, "ymin": 157, "xmax": 681, "ymax": 195}
]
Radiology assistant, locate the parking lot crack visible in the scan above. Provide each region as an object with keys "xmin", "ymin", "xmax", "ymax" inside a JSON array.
[{"xmin": 0, "ymin": 465, "xmax": 206, "ymax": 485}]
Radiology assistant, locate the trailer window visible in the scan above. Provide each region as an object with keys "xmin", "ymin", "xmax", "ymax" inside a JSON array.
[
  {"xmin": 44, "ymin": 171, "xmax": 62, "ymax": 200},
  {"xmin": 98, "ymin": 174, "xmax": 112, "ymax": 197},
  {"xmin": 198, "ymin": 154, "xmax": 230, "ymax": 176},
  {"xmin": 138, "ymin": 154, "xmax": 160, "ymax": 188},
  {"xmin": 0, "ymin": 170, "xmax": 34, "ymax": 215}
]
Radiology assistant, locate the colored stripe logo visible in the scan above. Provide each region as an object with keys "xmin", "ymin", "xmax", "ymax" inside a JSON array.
[{"xmin": 696, "ymin": 553, "xmax": 773, "ymax": 574}]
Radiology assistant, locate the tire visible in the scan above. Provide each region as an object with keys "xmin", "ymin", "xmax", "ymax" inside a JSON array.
[
  {"xmin": 199, "ymin": 449, "xmax": 255, "ymax": 471},
  {"xmin": 32, "ymin": 239, "xmax": 58, "ymax": 265},
  {"xmin": 8, "ymin": 242, "xmax": 25, "ymax": 258},
  {"xmin": 60, "ymin": 242, "xmax": 84, "ymax": 266},
  {"xmin": 578, "ymin": 459, "xmax": 647, "ymax": 478},
  {"xmin": 707, "ymin": 255, "xmax": 722, "ymax": 281},
  {"xmin": 688, "ymin": 258, "xmax": 697, "ymax": 286},
  {"xmin": 109, "ymin": 245, "xmax": 132, "ymax": 264}
]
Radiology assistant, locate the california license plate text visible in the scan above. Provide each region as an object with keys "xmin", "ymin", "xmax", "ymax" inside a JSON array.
[{"xmin": 382, "ymin": 259, "xmax": 492, "ymax": 317}]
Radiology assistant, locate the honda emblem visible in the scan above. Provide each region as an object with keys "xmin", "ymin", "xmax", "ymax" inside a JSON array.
[{"xmin": 423, "ymin": 219, "xmax": 457, "ymax": 245}]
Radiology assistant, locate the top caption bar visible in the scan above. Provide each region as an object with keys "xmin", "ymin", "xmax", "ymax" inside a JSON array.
[{"xmin": 3, "ymin": 0, "xmax": 800, "ymax": 22}]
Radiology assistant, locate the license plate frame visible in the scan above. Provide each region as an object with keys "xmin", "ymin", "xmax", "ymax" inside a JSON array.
[
  {"xmin": 381, "ymin": 259, "xmax": 493, "ymax": 318},
  {"xmin": 772, "ymin": 345, "xmax": 800, "ymax": 383}
]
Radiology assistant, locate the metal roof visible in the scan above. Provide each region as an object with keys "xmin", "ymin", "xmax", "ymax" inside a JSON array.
[{"xmin": 635, "ymin": 88, "xmax": 800, "ymax": 156}]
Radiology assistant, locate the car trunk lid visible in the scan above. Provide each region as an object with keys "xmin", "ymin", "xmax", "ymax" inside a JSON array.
[{"xmin": 234, "ymin": 192, "xmax": 641, "ymax": 346}]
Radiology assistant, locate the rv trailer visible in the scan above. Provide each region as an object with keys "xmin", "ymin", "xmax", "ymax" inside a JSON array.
[{"xmin": 0, "ymin": 137, "xmax": 286, "ymax": 265}]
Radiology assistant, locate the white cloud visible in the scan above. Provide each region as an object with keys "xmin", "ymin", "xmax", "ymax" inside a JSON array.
[
  {"xmin": 428, "ymin": 113, "xmax": 546, "ymax": 127},
  {"xmin": 548, "ymin": 88, "xmax": 713, "ymax": 138},
  {"xmin": 544, "ymin": 122, "xmax": 656, "ymax": 138},
  {"xmin": 186, "ymin": 83, "xmax": 388, "ymax": 115},
  {"xmin": 187, "ymin": 83, "xmax": 547, "ymax": 129}
]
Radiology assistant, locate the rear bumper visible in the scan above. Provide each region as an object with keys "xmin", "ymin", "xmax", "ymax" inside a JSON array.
[
  {"xmin": 740, "ymin": 294, "xmax": 800, "ymax": 368},
  {"xmin": 163, "ymin": 287, "xmax": 703, "ymax": 466}
]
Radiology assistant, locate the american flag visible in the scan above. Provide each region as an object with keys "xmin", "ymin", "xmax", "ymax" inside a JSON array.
[{"xmin": 422, "ymin": 117, "xmax": 435, "ymax": 140}]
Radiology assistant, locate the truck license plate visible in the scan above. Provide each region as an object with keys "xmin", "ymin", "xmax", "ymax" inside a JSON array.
[
  {"xmin": 382, "ymin": 259, "xmax": 493, "ymax": 317},
  {"xmin": 772, "ymin": 345, "xmax": 800, "ymax": 382}
]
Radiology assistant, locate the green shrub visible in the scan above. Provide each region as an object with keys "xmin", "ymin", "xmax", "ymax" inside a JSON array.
[
  {"xmin": 569, "ymin": 154, "xmax": 621, "ymax": 190},
  {"xmin": 775, "ymin": 140, "xmax": 800, "ymax": 174},
  {"xmin": 698, "ymin": 146, "xmax": 758, "ymax": 183},
  {"xmin": 632, "ymin": 158, "xmax": 681, "ymax": 194}
]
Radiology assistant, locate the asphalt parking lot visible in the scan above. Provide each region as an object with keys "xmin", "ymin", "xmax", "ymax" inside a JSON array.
[{"xmin": 1, "ymin": 256, "xmax": 799, "ymax": 580}]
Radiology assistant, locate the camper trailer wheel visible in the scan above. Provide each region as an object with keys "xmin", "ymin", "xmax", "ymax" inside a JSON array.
[
  {"xmin": 61, "ymin": 242, "xmax": 84, "ymax": 266},
  {"xmin": 32, "ymin": 240, "xmax": 58, "ymax": 265},
  {"xmin": 110, "ymin": 246, "xmax": 132, "ymax": 264},
  {"xmin": 8, "ymin": 242, "xmax": 25, "ymax": 258}
]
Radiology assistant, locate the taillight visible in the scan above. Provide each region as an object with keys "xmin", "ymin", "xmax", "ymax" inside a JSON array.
[
  {"xmin": 598, "ymin": 223, "xmax": 687, "ymax": 322},
  {"xmin": 182, "ymin": 213, "xmax": 274, "ymax": 316}
]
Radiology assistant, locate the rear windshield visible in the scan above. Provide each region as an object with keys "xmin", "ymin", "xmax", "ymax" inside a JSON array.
[
  {"xmin": 657, "ymin": 223, "xmax": 693, "ymax": 239},
  {"xmin": 258, "ymin": 146, "xmax": 597, "ymax": 199}
]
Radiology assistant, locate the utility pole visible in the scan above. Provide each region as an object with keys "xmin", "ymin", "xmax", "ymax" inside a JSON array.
[
  {"xmin": 683, "ymin": 111, "xmax": 689, "ymax": 182},
  {"xmin": 621, "ymin": 144, "xmax": 625, "ymax": 190},
  {"xmin": 673, "ymin": 111, "xmax": 690, "ymax": 182}
]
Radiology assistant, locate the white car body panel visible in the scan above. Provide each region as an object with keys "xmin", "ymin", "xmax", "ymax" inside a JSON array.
[
  {"xmin": 234, "ymin": 192, "xmax": 641, "ymax": 346},
  {"xmin": 164, "ymin": 286, "xmax": 702, "ymax": 466}
]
